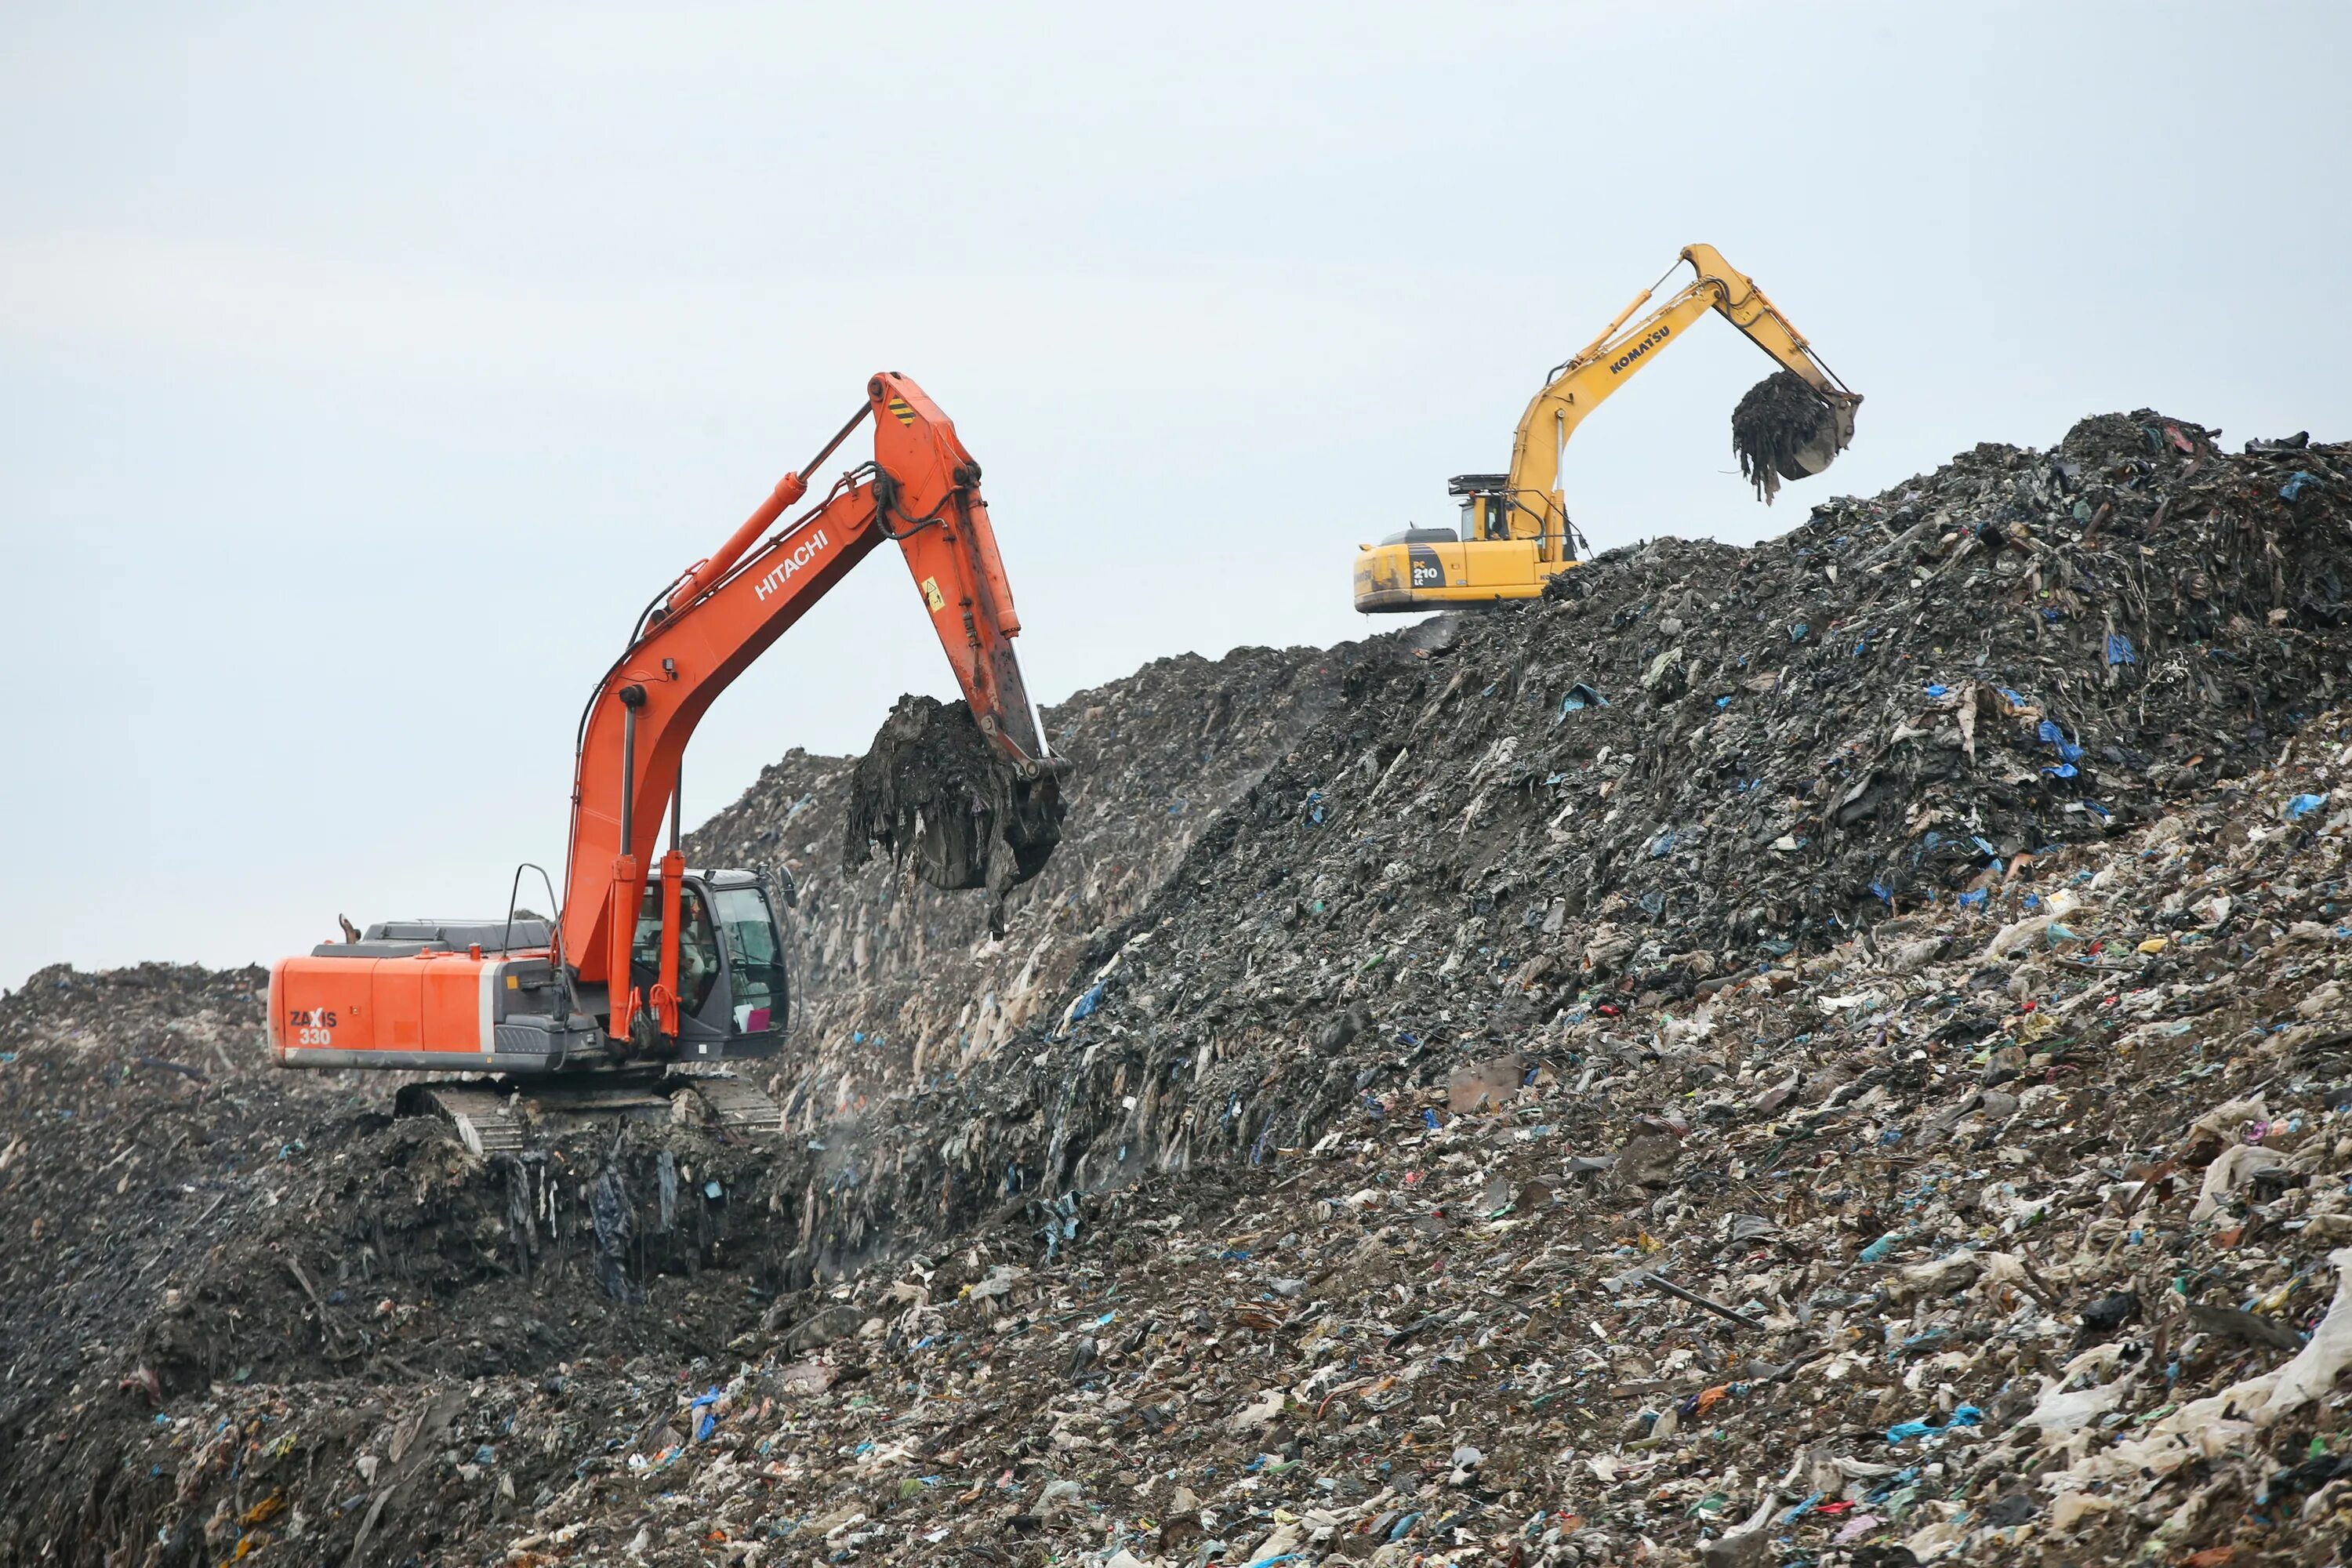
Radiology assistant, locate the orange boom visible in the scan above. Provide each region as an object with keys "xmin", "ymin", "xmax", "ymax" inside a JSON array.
[{"xmin": 269, "ymin": 374, "xmax": 1062, "ymax": 1144}]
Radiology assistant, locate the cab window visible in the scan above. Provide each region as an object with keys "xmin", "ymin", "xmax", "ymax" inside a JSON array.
[
  {"xmin": 632, "ymin": 884, "xmax": 722, "ymax": 1017},
  {"xmin": 711, "ymin": 885, "xmax": 785, "ymax": 1034}
]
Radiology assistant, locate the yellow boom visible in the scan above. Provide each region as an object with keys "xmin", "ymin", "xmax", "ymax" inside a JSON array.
[{"xmin": 1353, "ymin": 243, "xmax": 1860, "ymax": 612}]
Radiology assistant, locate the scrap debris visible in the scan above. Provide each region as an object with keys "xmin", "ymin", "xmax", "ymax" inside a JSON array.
[
  {"xmin": 5, "ymin": 411, "xmax": 2352, "ymax": 1565},
  {"xmin": 841, "ymin": 692, "xmax": 1065, "ymax": 916},
  {"xmin": 1733, "ymin": 370, "xmax": 1840, "ymax": 503}
]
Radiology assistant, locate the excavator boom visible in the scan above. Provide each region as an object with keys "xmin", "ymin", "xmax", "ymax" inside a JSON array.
[
  {"xmin": 1354, "ymin": 244, "xmax": 1860, "ymax": 612},
  {"xmin": 268, "ymin": 373, "xmax": 1059, "ymax": 1113},
  {"xmin": 564, "ymin": 374, "xmax": 1051, "ymax": 1032}
]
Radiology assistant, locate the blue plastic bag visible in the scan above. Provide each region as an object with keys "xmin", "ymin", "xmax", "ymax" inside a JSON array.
[{"xmin": 1886, "ymin": 1405, "xmax": 1983, "ymax": 1445}]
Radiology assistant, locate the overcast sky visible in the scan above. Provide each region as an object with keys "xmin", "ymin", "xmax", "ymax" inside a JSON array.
[{"xmin": 4, "ymin": 2, "xmax": 2347, "ymax": 989}]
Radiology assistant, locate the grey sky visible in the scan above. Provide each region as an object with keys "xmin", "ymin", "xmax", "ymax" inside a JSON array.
[{"xmin": 4, "ymin": 2, "xmax": 2347, "ymax": 988}]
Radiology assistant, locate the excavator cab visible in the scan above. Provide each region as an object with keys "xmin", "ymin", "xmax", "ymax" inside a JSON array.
[
  {"xmin": 1450, "ymin": 474, "xmax": 1514, "ymax": 541},
  {"xmin": 626, "ymin": 869, "xmax": 788, "ymax": 1061}
]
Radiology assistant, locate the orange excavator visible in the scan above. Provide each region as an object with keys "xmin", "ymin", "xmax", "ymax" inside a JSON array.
[{"xmin": 267, "ymin": 374, "xmax": 1064, "ymax": 1152}]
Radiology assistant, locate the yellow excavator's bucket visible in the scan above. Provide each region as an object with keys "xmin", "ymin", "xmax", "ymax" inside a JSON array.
[
  {"xmin": 1783, "ymin": 397, "xmax": 1860, "ymax": 480},
  {"xmin": 1733, "ymin": 373, "xmax": 1863, "ymax": 502}
]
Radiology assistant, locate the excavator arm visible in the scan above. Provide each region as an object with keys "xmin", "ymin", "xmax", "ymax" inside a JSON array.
[
  {"xmin": 1499, "ymin": 243, "xmax": 1860, "ymax": 545},
  {"xmin": 559, "ymin": 372, "xmax": 1054, "ymax": 1040}
]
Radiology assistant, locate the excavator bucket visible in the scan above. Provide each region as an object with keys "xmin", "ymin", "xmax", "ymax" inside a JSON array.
[
  {"xmin": 1781, "ymin": 397, "xmax": 1859, "ymax": 480},
  {"xmin": 1732, "ymin": 372, "xmax": 1861, "ymax": 503}
]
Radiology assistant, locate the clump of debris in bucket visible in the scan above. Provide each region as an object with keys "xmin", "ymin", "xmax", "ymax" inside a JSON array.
[
  {"xmin": 1732, "ymin": 369, "xmax": 1842, "ymax": 503},
  {"xmin": 842, "ymin": 693, "xmax": 1066, "ymax": 929}
]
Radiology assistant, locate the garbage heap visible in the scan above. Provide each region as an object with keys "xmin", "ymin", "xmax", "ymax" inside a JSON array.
[
  {"xmin": 74, "ymin": 723, "xmax": 2352, "ymax": 1568},
  {"xmin": 0, "ymin": 964, "xmax": 285, "ymax": 1427},
  {"xmin": 4, "ymin": 412, "xmax": 2352, "ymax": 1568},
  {"xmin": 687, "ymin": 641, "xmax": 1351, "ymax": 1142},
  {"xmin": 0, "ymin": 645, "xmax": 1355, "ymax": 1567},
  {"xmin": 690, "ymin": 412, "xmax": 2352, "ymax": 1286},
  {"xmin": 0, "ymin": 959, "xmax": 866, "ymax": 1566}
]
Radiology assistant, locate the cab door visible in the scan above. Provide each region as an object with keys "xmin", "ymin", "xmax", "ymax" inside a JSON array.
[
  {"xmin": 630, "ymin": 881, "xmax": 728, "ymax": 1050},
  {"xmin": 706, "ymin": 883, "xmax": 789, "ymax": 1049}
]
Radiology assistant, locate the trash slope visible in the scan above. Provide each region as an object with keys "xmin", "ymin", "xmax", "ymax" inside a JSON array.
[{"xmin": 5, "ymin": 414, "xmax": 2352, "ymax": 1564}]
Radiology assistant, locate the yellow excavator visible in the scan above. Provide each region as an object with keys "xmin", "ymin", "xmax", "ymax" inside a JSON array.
[{"xmin": 1353, "ymin": 243, "xmax": 1861, "ymax": 612}]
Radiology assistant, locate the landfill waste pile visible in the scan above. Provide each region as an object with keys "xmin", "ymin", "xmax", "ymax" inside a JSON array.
[
  {"xmin": 3, "ymin": 413, "xmax": 2352, "ymax": 1567},
  {"xmin": 0, "ymin": 964, "xmax": 286, "ymax": 1479},
  {"xmin": 690, "ymin": 412, "xmax": 2352, "ymax": 1287},
  {"xmin": 0, "ymin": 962, "xmax": 835, "ymax": 1564},
  {"xmin": 0, "ymin": 642, "xmax": 1354, "ymax": 1563},
  {"xmin": 16, "ymin": 722, "xmax": 2352, "ymax": 1568},
  {"xmin": 689, "ymin": 643, "xmax": 1352, "ymax": 1109}
]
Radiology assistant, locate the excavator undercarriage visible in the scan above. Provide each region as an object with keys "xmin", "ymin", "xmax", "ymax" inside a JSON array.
[{"xmin": 397, "ymin": 1067, "xmax": 786, "ymax": 1159}]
